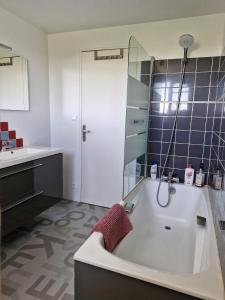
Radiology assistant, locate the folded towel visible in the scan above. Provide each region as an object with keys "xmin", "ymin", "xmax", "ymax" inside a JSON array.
[{"xmin": 92, "ymin": 204, "xmax": 133, "ymax": 252}]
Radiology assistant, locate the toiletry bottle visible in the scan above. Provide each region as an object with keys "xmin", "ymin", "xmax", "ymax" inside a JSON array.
[
  {"xmin": 213, "ymin": 169, "xmax": 217, "ymax": 186},
  {"xmin": 151, "ymin": 161, "xmax": 157, "ymax": 180},
  {"xmin": 195, "ymin": 163, "xmax": 205, "ymax": 187},
  {"xmin": 184, "ymin": 164, "xmax": 194, "ymax": 186},
  {"xmin": 214, "ymin": 167, "xmax": 222, "ymax": 190}
]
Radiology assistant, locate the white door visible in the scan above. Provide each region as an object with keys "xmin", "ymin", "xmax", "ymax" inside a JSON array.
[{"xmin": 81, "ymin": 49, "xmax": 128, "ymax": 207}]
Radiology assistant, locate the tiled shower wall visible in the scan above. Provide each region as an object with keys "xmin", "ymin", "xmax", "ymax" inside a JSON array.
[
  {"xmin": 209, "ymin": 55, "xmax": 225, "ymax": 176},
  {"xmin": 148, "ymin": 56, "xmax": 225, "ymax": 183},
  {"xmin": 209, "ymin": 54, "xmax": 225, "ymax": 285},
  {"xmin": 147, "ymin": 56, "xmax": 225, "ymax": 284}
]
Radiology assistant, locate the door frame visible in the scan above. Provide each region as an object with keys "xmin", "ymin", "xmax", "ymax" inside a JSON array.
[{"xmin": 77, "ymin": 47, "xmax": 128, "ymax": 204}]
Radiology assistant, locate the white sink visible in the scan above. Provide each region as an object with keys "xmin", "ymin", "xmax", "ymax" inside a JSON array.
[
  {"xmin": 0, "ymin": 147, "xmax": 62, "ymax": 169},
  {"xmin": 0, "ymin": 147, "xmax": 46, "ymax": 161}
]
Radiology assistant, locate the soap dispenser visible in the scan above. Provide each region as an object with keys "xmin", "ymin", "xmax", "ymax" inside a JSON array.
[
  {"xmin": 195, "ymin": 163, "xmax": 205, "ymax": 187},
  {"xmin": 213, "ymin": 167, "xmax": 222, "ymax": 190}
]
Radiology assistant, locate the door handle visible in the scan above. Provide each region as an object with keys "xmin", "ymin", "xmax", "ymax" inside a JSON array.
[
  {"xmin": 82, "ymin": 129, "xmax": 91, "ymax": 133},
  {"xmin": 82, "ymin": 125, "xmax": 91, "ymax": 141}
]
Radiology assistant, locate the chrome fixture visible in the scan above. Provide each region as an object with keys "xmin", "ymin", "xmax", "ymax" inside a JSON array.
[
  {"xmin": 160, "ymin": 172, "xmax": 179, "ymax": 204},
  {"xmin": 156, "ymin": 34, "xmax": 194, "ymax": 208},
  {"xmin": 161, "ymin": 171, "xmax": 179, "ymax": 184},
  {"xmin": 0, "ymin": 43, "xmax": 13, "ymax": 66},
  {"xmin": 82, "ymin": 124, "xmax": 91, "ymax": 142},
  {"xmin": 178, "ymin": 34, "xmax": 194, "ymax": 64},
  {"xmin": 124, "ymin": 202, "xmax": 134, "ymax": 214},
  {"xmin": 94, "ymin": 48, "xmax": 124, "ymax": 60},
  {"xmin": 0, "ymin": 57, "xmax": 13, "ymax": 67}
]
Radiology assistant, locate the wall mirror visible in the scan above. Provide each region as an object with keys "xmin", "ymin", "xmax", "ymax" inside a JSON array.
[{"xmin": 0, "ymin": 44, "xmax": 29, "ymax": 111}]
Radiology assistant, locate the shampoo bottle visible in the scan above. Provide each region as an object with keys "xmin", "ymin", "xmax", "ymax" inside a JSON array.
[
  {"xmin": 150, "ymin": 161, "xmax": 157, "ymax": 180},
  {"xmin": 184, "ymin": 164, "xmax": 194, "ymax": 186}
]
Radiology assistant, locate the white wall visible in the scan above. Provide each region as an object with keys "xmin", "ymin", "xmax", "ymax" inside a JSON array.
[
  {"xmin": 48, "ymin": 13, "xmax": 225, "ymax": 201},
  {"xmin": 222, "ymin": 18, "xmax": 225, "ymax": 55},
  {"xmin": 0, "ymin": 7, "xmax": 50, "ymax": 146}
]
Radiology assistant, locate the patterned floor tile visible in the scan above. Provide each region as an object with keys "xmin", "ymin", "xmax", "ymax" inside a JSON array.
[{"xmin": 1, "ymin": 200, "xmax": 107, "ymax": 300}]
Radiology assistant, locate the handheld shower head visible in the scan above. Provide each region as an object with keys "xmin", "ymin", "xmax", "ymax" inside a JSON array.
[
  {"xmin": 179, "ymin": 34, "xmax": 194, "ymax": 49},
  {"xmin": 178, "ymin": 34, "xmax": 194, "ymax": 64}
]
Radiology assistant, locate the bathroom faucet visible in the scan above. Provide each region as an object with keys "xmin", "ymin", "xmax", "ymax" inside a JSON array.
[
  {"xmin": 168, "ymin": 172, "xmax": 173, "ymax": 182},
  {"xmin": 161, "ymin": 172, "xmax": 179, "ymax": 183}
]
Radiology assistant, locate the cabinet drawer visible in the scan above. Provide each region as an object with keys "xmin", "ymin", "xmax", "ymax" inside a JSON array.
[
  {"xmin": 1, "ymin": 192, "xmax": 59, "ymax": 237},
  {"xmin": 0, "ymin": 162, "xmax": 44, "ymax": 208},
  {"xmin": 0, "ymin": 153, "xmax": 63, "ymax": 237}
]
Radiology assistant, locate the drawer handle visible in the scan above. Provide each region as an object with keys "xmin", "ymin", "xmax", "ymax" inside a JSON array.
[
  {"xmin": 2, "ymin": 190, "xmax": 44, "ymax": 212},
  {"xmin": 0, "ymin": 163, "xmax": 44, "ymax": 179}
]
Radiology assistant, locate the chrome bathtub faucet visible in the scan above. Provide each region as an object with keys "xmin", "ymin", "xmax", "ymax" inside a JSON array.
[{"xmin": 161, "ymin": 172, "xmax": 179, "ymax": 184}]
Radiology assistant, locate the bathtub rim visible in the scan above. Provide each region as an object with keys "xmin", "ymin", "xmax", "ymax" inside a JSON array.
[{"xmin": 74, "ymin": 179, "xmax": 224, "ymax": 300}]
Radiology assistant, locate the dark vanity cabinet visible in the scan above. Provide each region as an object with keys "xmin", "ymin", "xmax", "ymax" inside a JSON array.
[{"xmin": 0, "ymin": 153, "xmax": 63, "ymax": 237}]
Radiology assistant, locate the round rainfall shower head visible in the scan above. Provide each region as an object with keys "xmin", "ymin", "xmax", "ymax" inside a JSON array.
[{"xmin": 178, "ymin": 34, "xmax": 194, "ymax": 49}]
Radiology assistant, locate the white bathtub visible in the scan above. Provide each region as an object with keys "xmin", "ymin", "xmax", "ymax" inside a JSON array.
[{"xmin": 74, "ymin": 179, "xmax": 224, "ymax": 300}]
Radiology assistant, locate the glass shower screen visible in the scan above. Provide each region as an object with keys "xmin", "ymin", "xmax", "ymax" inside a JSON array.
[{"xmin": 123, "ymin": 36, "xmax": 153, "ymax": 198}]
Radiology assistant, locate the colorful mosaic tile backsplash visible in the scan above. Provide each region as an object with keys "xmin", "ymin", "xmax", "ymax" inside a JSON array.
[{"xmin": 0, "ymin": 122, "xmax": 23, "ymax": 149}]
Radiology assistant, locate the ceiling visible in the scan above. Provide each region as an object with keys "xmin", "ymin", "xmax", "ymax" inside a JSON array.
[{"xmin": 0, "ymin": 0, "xmax": 225, "ymax": 34}]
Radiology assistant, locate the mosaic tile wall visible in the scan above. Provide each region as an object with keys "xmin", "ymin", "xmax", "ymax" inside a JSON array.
[
  {"xmin": 0, "ymin": 122, "xmax": 23, "ymax": 149},
  {"xmin": 148, "ymin": 56, "xmax": 225, "ymax": 183}
]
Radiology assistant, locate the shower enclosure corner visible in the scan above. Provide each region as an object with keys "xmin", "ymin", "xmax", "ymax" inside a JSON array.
[{"xmin": 123, "ymin": 36, "xmax": 154, "ymax": 198}]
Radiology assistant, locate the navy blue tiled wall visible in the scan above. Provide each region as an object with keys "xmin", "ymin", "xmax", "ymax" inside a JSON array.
[
  {"xmin": 148, "ymin": 56, "xmax": 225, "ymax": 183},
  {"xmin": 208, "ymin": 54, "xmax": 225, "ymax": 287},
  {"xmin": 209, "ymin": 56, "xmax": 225, "ymax": 178}
]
